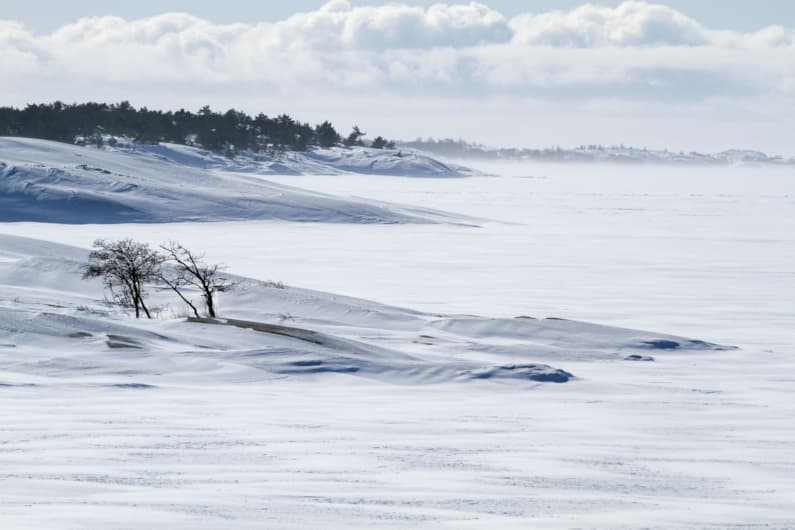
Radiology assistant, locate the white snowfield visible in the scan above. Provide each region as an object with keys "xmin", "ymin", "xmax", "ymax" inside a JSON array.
[
  {"xmin": 0, "ymin": 137, "xmax": 475, "ymax": 224},
  {"xmin": 2, "ymin": 232, "xmax": 774, "ymax": 530},
  {"xmin": 1, "ymin": 142, "xmax": 794, "ymax": 529}
]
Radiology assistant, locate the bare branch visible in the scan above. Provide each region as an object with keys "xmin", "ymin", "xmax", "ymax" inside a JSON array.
[
  {"xmin": 159, "ymin": 241, "xmax": 230, "ymax": 318},
  {"xmin": 83, "ymin": 239, "xmax": 162, "ymax": 319}
]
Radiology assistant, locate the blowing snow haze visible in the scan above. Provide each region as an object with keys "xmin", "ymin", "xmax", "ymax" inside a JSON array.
[{"xmin": 2, "ymin": 0, "xmax": 794, "ymax": 154}]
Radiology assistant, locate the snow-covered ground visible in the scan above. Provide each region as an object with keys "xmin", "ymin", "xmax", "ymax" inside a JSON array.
[
  {"xmin": 1, "ymin": 146, "xmax": 794, "ymax": 528},
  {"xmin": 0, "ymin": 138, "xmax": 474, "ymax": 224}
]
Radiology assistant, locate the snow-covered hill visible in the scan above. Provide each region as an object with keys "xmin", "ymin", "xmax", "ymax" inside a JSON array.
[
  {"xmin": 0, "ymin": 138, "xmax": 476, "ymax": 224},
  {"xmin": 0, "ymin": 233, "xmax": 730, "ymax": 387}
]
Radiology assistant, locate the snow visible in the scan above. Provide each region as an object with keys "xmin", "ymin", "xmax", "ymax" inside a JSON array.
[
  {"xmin": 0, "ymin": 138, "xmax": 475, "ymax": 224},
  {"xmin": 1, "ymin": 147, "xmax": 795, "ymax": 528},
  {"xmin": 2, "ymin": 232, "xmax": 724, "ymax": 385},
  {"xmin": 300, "ymin": 146, "xmax": 473, "ymax": 176}
]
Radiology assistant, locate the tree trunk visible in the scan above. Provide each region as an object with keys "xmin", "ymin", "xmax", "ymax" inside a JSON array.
[
  {"xmin": 180, "ymin": 294, "xmax": 200, "ymax": 319},
  {"xmin": 140, "ymin": 298, "xmax": 152, "ymax": 319},
  {"xmin": 160, "ymin": 276, "xmax": 200, "ymax": 318},
  {"xmin": 205, "ymin": 292, "xmax": 215, "ymax": 318}
]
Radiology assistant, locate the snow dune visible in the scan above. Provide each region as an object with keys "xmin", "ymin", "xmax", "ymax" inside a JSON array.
[
  {"xmin": 0, "ymin": 138, "xmax": 475, "ymax": 224},
  {"xmin": 0, "ymin": 233, "xmax": 731, "ymax": 388}
]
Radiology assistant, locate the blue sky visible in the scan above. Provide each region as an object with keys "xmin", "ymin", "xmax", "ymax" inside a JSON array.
[
  {"xmin": 2, "ymin": 1, "xmax": 794, "ymax": 153},
  {"xmin": 5, "ymin": 0, "xmax": 795, "ymax": 33}
]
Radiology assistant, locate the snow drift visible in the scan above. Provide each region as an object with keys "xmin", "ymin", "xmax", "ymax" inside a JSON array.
[
  {"xmin": 0, "ymin": 137, "xmax": 476, "ymax": 224},
  {"xmin": 0, "ymin": 233, "xmax": 733, "ymax": 387}
]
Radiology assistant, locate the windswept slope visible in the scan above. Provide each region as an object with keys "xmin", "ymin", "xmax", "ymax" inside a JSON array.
[
  {"xmin": 0, "ymin": 233, "xmax": 733, "ymax": 387},
  {"xmin": 0, "ymin": 138, "xmax": 475, "ymax": 224},
  {"xmin": 300, "ymin": 146, "xmax": 474, "ymax": 176}
]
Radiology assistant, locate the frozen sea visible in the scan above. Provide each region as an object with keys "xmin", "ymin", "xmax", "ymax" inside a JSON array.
[{"xmin": 1, "ymin": 161, "xmax": 794, "ymax": 528}]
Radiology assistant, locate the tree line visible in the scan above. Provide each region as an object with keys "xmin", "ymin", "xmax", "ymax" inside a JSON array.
[{"xmin": 0, "ymin": 101, "xmax": 395, "ymax": 154}]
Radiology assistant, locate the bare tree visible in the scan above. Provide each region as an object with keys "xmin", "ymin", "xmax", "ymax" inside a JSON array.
[
  {"xmin": 159, "ymin": 241, "xmax": 229, "ymax": 318},
  {"xmin": 157, "ymin": 266, "xmax": 201, "ymax": 319},
  {"xmin": 83, "ymin": 239, "xmax": 162, "ymax": 319}
]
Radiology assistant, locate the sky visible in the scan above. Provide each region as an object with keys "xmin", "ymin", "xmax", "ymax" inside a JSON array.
[
  {"xmin": 2, "ymin": 0, "xmax": 795, "ymax": 153},
  {"xmin": 6, "ymin": 0, "xmax": 795, "ymax": 34}
]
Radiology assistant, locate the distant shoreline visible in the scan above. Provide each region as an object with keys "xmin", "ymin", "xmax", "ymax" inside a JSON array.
[{"xmin": 399, "ymin": 139, "xmax": 795, "ymax": 167}]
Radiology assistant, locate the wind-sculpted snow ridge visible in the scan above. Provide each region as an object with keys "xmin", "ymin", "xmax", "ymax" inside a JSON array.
[
  {"xmin": 0, "ymin": 138, "xmax": 478, "ymax": 224},
  {"xmin": 0, "ymin": 234, "xmax": 735, "ymax": 388},
  {"xmin": 299, "ymin": 146, "xmax": 476, "ymax": 177}
]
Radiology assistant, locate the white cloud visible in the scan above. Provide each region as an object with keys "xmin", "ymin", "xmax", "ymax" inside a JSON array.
[
  {"xmin": 267, "ymin": 1, "xmax": 511, "ymax": 50},
  {"xmin": 510, "ymin": 1, "xmax": 707, "ymax": 47},
  {"xmin": 734, "ymin": 25, "xmax": 795, "ymax": 48},
  {"xmin": 0, "ymin": 1, "xmax": 790, "ymax": 90}
]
